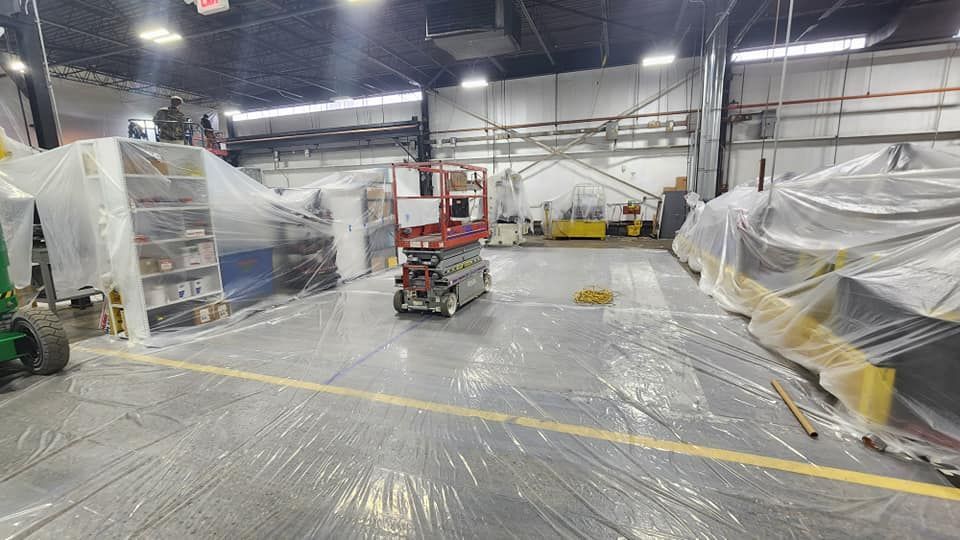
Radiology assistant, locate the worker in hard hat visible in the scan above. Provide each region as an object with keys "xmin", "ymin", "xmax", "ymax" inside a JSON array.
[{"xmin": 153, "ymin": 96, "xmax": 188, "ymax": 145}]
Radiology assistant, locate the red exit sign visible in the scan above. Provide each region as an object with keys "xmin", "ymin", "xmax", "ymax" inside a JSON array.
[{"xmin": 197, "ymin": 0, "xmax": 230, "ymax": 15}]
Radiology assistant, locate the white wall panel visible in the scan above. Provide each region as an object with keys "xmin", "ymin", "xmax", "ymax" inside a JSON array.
[
  {"xmin": 232, "ymin": 43, "xmax": 959, "ymax": 210},
  {"xmin": 727, "ymin": 43, "xmax": 960, "ymax": 187}
]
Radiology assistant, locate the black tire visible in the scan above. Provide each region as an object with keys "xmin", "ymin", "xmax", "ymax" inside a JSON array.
[
  {"xmin": 483, "ymin": 272, "xmax": 492, "ymax": 293},
  {"xmin": 440, "ymin": 292, "xmax": 458, "ymax": 317},
  {"xmin": 12, "ymin": 308, "xmax": 70, "ymax": 375},
  {"xmin": 393, "ymin": 290, "xmax": 407, "ymax": 313}
]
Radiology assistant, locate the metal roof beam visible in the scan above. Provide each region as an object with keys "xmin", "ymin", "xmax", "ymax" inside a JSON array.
[
  {"xmin": 40, "ymin": 19, "xmax": 304, "ymax": 101},
  {"xmin": 517, "ymin": 0, "xmax": 556, "ymax": 66},
  {"xmin": 600, "ymin": 0, "xmax": 610, "ymax": 67},
  {"xmin": 795, "ymin": 0, "xmax": 851, "ymax": 41},
  {"xmin": 49, "ymin": 2, "xmax": 341, "ymax": 67},
  {"xmin": 528, "ymin": 0, "xmax": 649, "ymax": 34}
]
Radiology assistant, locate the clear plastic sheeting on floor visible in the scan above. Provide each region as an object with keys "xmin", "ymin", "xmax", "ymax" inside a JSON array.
[
  {"xmin": 0, "ymin": 138, "xmax": 394, "ymax": 344},
  {"xmin": 674, "ymin": 143, "xmax": 960, "ymax": 467},
  {"xmin": 1, "ymin": 247, "xmax": 958, "ymax": 538}
]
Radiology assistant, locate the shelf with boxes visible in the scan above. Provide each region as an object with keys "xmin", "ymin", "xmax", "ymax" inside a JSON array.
[{"xmin": 90, "ymin": 139, "xmax": 227, "ymax": 340}]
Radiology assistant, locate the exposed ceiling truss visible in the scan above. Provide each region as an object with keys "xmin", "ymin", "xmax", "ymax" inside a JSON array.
[{"xmin": 0, "ymin": 0, "xmax": 953, "ymax": 109}]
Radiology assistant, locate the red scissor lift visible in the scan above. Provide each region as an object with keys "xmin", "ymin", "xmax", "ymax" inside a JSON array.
[{"xmin": 391, "ymin": 161, "xmax": 491, "ymax": 317}]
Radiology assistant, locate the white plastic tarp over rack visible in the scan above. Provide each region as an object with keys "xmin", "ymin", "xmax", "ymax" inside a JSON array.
[
  {"xmin": 270, "ymin": 168, "xmax": 395, "ymax": 281},
  {"xmin": 541, "ymin": 182, "xmax": 607, "ymax": 240},
  {"xmin": 0, "ymin": 128, "xmax": 38, "ymax": 288},
  {"xmin": 0, "ymin": 138, "xmax": 394, "ymax": 344},
  {"xmin": 674, "ymin": 143, "xmax": 960, "ymax": 464},
  {"xmin": 491, "ymin": 168, "xmax": 533, "ymax": 229},
  {"xmin": 0, "ymin": 177, "xmax": 34, "ymax": 289},
  {"xmin": 544, "ymin": 182, "xmax": 606, "ymax": 222}
]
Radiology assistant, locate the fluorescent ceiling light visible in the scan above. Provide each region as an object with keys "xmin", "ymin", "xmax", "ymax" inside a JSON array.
[
  {"xmin": 7, "ymin": 60, "xmax": 26, "ymax": 73},
  {"xmin": 732, "ymin": 36, "xmax": 866, "ymax": 63},
  {"xmin": 461, "ymin": 78, "xmax": 488, "ymax": 89},
  {"xmin": 153, "ymin": 33, "xmax": 183, "ymax": 44},
  {"xmin": 642, "ymin": 54, "xmax": 675, "ymax": 67},
  {"xmin": 224, "ymin": 110, "xmax": 240, "ymax": 117},
  {"xmin": 232, "ymin": 91, "xmax": 422, "ymax": 122},
  {"xmin": 955, "ymin": 28, "xmax": 960, "ymax": 38},
  {"xmin": 333, "ymin": 96, "xmax": 353, "ymax": 102},
  {"xmin": 139, "ymin": 28, "xmax": 170, "ymax": 40}
]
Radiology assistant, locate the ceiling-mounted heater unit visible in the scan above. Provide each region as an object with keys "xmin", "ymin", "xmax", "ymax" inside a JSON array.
[{"xmin": 425, "ymin": 0, "xmax": 521, "ymax": 60}]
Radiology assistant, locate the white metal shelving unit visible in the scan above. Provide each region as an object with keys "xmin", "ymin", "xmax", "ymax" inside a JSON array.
[{"xmin": 90, "ymin": 139, "xmax": 226, "ymax": 340}]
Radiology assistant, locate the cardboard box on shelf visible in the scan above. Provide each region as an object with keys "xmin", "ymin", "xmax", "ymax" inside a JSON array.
[
  {"xmin": 197, "ymin": 241, "xmax": 217, "ymax": 264},
  {"xmin": 214, "ymin": 301, "xmax": 231, "ymax": 320},
  {"xmin": 178, "ymin": 245, "xmax": 203, "ymax": 267},
  {"xmin": 447, "ymin": 172, "xmax": 470, "ymax": 191},
  {"xmin": 366, "ymin": 186, "xmax": 388, "ymax": 200},
  {"xmin": 366, "ymin": 199, "xmax": 392, "ymax": 221},
  {"xmin": 139, "ymin": 258, "xmax": 159, "ymax": 275},
  {"xmin": 193, "ymin": 304, "xmax": 215, "ymax": 325}
]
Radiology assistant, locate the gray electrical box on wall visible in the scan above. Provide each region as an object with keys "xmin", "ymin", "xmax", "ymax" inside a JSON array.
[
  {"xmin": 605, "ymin": 121, "xmax": 619, "ymax": 142},
  {"xmin": 760, "ymin": 109, "xmax": 777, "ymax": 139}
]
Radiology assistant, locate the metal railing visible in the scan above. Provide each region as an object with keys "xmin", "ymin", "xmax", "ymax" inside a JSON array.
[{"xmin": 127, "ymin": 118, "xmax": 226, "ymax": 154}]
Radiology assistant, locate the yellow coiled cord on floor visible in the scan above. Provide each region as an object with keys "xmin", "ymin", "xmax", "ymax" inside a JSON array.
[{"xmin": 574, "ymin": 287, "xmax": 615, "ymax": 305}]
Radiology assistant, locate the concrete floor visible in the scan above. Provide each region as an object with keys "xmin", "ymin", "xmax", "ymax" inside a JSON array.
[
  {"xmin": 0, "ymin": 243, "xmax": 957, "ymax": 538},
  {"xmin": 36, "ymin": 236, "xmax": 674, "ymax": 346}
]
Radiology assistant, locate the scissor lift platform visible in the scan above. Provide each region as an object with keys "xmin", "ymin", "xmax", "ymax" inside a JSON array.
[{"xmin": 391, "ymin": 161, "xmax": 491, "ymax": 317}]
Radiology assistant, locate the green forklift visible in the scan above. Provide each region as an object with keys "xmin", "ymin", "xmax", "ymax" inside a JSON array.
[{"xmin": 0, "ymin": 225, "xmax": 69, "ymax": 375}]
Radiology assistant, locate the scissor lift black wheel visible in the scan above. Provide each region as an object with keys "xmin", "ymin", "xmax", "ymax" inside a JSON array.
[
  {"xmin": 440, "ymin": 292, "xmax": 458, "ymax": 317},
  {"xmin": 393, "ymin": 290, "xmax": 407, "ymax": 313},
  {"xmin": 11, "ymin": 308, "xmax": 70, "ymax": 375}
]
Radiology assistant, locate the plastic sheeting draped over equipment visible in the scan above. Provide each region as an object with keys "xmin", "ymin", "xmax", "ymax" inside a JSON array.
[
  {"xmin": 0, "ymin": 173, "xmax": 34, "ymax": 289},
  {"xmin": 0, "ymin": 128, "xmax": 38, "ymax": 288},
  {"xmin": 0, "ymin": 138, "xmax": 395, "ymax": 344},
  {"xmin": 491, "ymin": 169, "xmax": 533, "ymax": 228},
  {"xmin": 542, "ymin": 183, "xmax": 607, "ymax": 239},
  {"xmin": 674, "ymin": 144, "xmax": 960, "ymax": 465}
]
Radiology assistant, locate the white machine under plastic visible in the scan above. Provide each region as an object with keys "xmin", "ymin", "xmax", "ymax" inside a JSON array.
[{"xmin": 485, "ymin": 169, "xmax": 532, "ymax": 246}]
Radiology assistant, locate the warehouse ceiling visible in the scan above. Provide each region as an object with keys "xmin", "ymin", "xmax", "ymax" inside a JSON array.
[{"xmin": 11, "ymin": 0, "xmax": 960, "ymax": 108}]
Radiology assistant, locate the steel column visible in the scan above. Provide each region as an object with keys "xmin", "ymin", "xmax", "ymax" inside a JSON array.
[
  {"xmin": 690, "ymin": 5, "xmax": 729, "ymax": 200},
  {"xmin": 0, "ymin": 11, "xmax": 60, "ymax": 148},
  {"xmin": 418, "ymin": 97, "xmax": 433, "ymax": 196}
]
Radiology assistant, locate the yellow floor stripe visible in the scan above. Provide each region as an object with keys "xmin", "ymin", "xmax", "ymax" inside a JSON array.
[{"xmin": 76, "ymin": 345, "xmax": 960, "ymax": 502}]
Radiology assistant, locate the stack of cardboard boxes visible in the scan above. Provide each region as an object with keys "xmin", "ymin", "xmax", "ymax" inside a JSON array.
[{"xmin": 664, "ymin": 176, "xmax": 688, "ymax": 192}]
